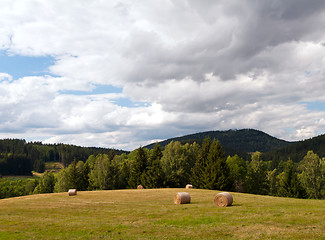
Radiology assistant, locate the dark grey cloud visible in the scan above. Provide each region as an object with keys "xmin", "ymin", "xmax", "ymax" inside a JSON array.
[{"xmin": 98, "ymin": 0, "xmax": 325, "ymax": 85}]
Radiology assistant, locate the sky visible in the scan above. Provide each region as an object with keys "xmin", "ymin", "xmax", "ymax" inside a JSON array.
[{"xmin": 0, "ymin": 0, "xmax": 325, "ymax": 150}]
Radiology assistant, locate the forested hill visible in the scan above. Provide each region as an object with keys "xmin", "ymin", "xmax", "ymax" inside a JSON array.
[
  {"xmin": 263, "ymin": 134, "xmax": 325, "ymax": 163},
  {"xmin": 144, "ymin": 129, "xmax": 293, "ymax": 154},
  {"xmin": 0, "ymin": 139, "xmax": 127, "ymax": 176}
]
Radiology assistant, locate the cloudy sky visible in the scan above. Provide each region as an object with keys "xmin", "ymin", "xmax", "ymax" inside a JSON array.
[{"xmin": 1, "ymin": 0, "xmax": 325, "ymax": 150}]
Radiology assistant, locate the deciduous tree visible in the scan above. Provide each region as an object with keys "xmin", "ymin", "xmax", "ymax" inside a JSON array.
[
  {"xmin": 227, "ymin": 154, "xmax": 247, "ymax": 192},
  {"xmin": 244, "ymin": 152, "xmax": 269, "ymax": 195},
  {"xmin": 298, "ymin": 151, "xmax": 325, "ymax": 199},
  {"xmin": 277, "ymin": 159, "xmax": 305, "ymax": 198}
]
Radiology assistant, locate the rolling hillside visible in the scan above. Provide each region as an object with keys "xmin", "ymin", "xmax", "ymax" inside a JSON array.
[
  {"xmin": 145, "ymin": 129, "xmax": 325, "ymax": 163},
  {"xmin": 145, "ymin": 129, "xmax": 293, "ymax": 154},
  {"xmin": 0, "ymin": 189, "xmax": 324, "ymax": 239}
]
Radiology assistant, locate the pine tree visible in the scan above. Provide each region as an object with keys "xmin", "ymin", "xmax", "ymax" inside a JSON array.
[
  {"xmin": 191, "ymin": 138, "xmax": 232, "ymax": 190},
  {"xmin": 116, "ymin": 156, "xmax": 130, "ymax": 189},
  {"xmin": 191, "ymin": 138, "xmax": 211, "ymax": 189},
  {"xmin": 201, "ymin": 139, "xmax": 232, "ymax": 190},
  {"xmin": 141, "ymin": 143, "xmax": 165, "ymax": 188},
  {"xmin": 128, "ymin": 147, "xmax": 147, "ymax": 188},
  {"xmin": 76, "ymin": 161, "xmax": 90, "ymax": 191},
  {"xmin": 67, "ymin": 160, "xmax": 79, "ymax": 189}
]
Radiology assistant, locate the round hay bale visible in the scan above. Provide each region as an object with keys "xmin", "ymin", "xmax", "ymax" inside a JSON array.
[
  {"xmin": 174, "ymin": 192, "xmax": 191, "ymax": 204},
  {"xmin": 214, "ymin": 192, "xmax": 233, "ymax": 207},
  {"xmin": 68, "ymin": 189, "xmax": 77, "ymax": 196},
  {"xmin": 137, "ymin": 185, "xmax": 144, "ymax": 189},
  {"xmin": 185, "ymin": 184, "xmax": 193, "ymax": 189}
]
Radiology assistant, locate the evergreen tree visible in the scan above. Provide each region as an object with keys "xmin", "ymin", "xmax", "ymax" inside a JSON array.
[
  {"xmin": 128, "ymin": 147, "xmax": 148, "ymax": 188},
  {"xmin": 191, "ymin": 138, "xmax": 211, "ymax": 189},
  {"xmin": 67, "ymin": 160, "xmax": 79, "ymax": 189},
  {"xmin": 141, "ymin": 143, "xmax": 165, "ymax": 188},
  {"xmin": 33, "ymin": 158, "xmax": 45, "ymax": 173},
  {"xmin": 117, "ymin": 159, "xmax": 130, "ymax": 189},
  {"xmin": 201, "ymin": 139, "xmax": 232, "ymax": 190},
  {"xmin": 76, "ymin": 161, "xmax": 90, "ymax": 191},
  {"xmin": 150, "ymin": 143, "xmax": 163, "ymax": 164},
  {"xmin": 277, "ymin": 159, "xmax": 305, "ymax": 198}
]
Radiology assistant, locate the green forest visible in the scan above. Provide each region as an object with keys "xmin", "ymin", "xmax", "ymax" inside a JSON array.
[
  {"xmin": 1, "ymin": 135, "xmax": 325, "ymax": 200},
  {"xmin": 0, "ymin": 139, "xmax": 126, "ymax": 175}
]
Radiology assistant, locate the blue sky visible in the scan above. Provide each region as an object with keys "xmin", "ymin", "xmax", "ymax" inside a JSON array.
[
  {"xmin": 0, "ymin": 53, "xmax": 147, "ymax": 108},
  {"xmin": 305, "ymin": 101, "xmax": 325, "ymax": 111},
  {"xmin": 0, "ymin": 53, "xmax": 54, "ymax": 79},
  {"xmin": 0, "ymin": 1, "xmax": 325, "ymax": 150}
]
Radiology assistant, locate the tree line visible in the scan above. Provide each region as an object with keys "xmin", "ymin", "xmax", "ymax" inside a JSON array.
[
  {"xmin": 1, "ymin": 138, "xmax": 324, "ymax": 199},
  {"xmin": 263, "ymin": 133, "xmax": 325, "ymax": 167},
  {"xmin": 0, "ymin": 139, "xmax": 126, "ymax": 175}
]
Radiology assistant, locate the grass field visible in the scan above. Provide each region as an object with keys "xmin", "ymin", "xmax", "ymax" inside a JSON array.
[{"xmin": 0, "ymin": 189, "xmax": 324, "ymax": 239}]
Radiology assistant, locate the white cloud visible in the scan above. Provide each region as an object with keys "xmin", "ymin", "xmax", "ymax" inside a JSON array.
[
  {"xmin": 0, "ymin": 73, "xmax": 12, "ymax": 82},
  {"xmin": 0, "ymin": 0, "xmax": 325, "ymax": 150}
]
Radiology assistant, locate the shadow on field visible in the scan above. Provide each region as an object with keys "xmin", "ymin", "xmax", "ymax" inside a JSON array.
[{"xmin": 226, "ymin": 204, "xmax": 241, "ymax": 207}]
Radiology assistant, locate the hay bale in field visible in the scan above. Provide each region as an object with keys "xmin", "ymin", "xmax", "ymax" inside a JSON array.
[
  {"xmin": 214, "ymin": 192, "xmax": 233, "ymax": 207},
  {"xmin": 68, "ymin": 189, "xmax": 77, "ymax": 196},
  {"xmin": 174, "ymin": 192, "xmax": 191, "ymax": 204},
  {"xmin": 137, "ymin": 185, "xmax": 144, "ymax": 189},
  {"xmin": 185, "ymin": 184, "xmax": 193, "ymax": 189}
]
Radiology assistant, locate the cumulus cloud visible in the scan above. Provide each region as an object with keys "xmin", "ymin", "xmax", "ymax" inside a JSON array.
[
  {"xmin": 0, "ymin": 73, "xmax": 13, "ymax": 84},
  {"xmin": 0, "ymin": 0, "xmax": 325, "ymax": 149}
]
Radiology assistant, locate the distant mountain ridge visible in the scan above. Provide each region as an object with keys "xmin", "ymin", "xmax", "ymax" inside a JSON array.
[
  {"xmin": 264, "ymin": 133, "xmax": 325, "ymax": 163},
  {"xmin": 144, "ymin": 129, "xmax": 293, "ymax": 154}
]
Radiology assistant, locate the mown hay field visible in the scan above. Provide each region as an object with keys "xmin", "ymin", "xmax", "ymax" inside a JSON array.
[{"xmin": 0, "ymin": 188, "xmax": 324, "ymax": 239}]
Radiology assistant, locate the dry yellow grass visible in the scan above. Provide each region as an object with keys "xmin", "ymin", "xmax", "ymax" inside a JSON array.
[{"xmin": 0, "ymin": 189, "xmax": 324, "ymax": 239}]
